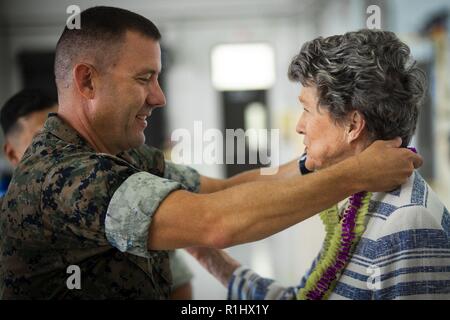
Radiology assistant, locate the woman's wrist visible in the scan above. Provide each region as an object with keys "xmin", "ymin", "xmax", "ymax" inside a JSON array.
[{"xmin": 208, "ymin": 249, "xmax": 241, "ymax": 287}]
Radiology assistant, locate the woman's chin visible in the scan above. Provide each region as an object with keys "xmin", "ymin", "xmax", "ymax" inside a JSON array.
[
  {"xmin": 308, "ymin": 159, "xmax": 332, "ymax": 171},
  {"xmin": 305, "ymin": 159, "xmax": 317, "ymax": 171}
]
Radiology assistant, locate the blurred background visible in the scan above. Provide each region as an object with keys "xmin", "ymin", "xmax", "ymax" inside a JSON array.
[{"xmin": 0, "ymin": 0, "xmax": 449, "ymax": 299}]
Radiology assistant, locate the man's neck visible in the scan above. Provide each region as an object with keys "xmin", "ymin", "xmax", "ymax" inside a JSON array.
[{"xmin": 57, "ymin": 109, "xmax": 119, "ymax": 155}]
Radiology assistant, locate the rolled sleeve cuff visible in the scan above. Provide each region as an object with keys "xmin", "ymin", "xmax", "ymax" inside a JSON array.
[
  {"xmin": 164, "ymin": 161, "xmax": 201, "ymax": 193},
  {"xmin": 105, "ymin": 171, "xmax": 182, "ymax": 258}
]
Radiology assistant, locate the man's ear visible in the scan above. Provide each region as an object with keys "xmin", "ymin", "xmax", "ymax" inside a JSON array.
[
  {"xmin": 72, "ymin": 63, "xmax": 97, "ymax": 100},
  {"xmin": 4, "ymin": 142, "xmax": 20, "ymax": 167},
  {"xmin": 346, "ymin": 110, "xmax": 366, "ymax": 143}
]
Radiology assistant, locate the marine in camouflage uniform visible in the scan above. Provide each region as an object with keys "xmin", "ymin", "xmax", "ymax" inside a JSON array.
[{"xmin": 0, "ymin": 113, "xmax": 200, "ymax": 299}]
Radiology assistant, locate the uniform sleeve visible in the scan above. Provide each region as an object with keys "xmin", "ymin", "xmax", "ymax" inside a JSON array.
[
  {"xmin": 372, "ymin": 206, "xmax": 450, "ymax": 300},
  {"xmin": 227, "ymin": 266, "xmax": 298, "ymax": 300},
  {"xmin": 169, "ymin": 250, "xmax": 194, "ymax": 289},
  {"xmin": 164, "ymin": 161, "xmax": 201, "ymax": 193},
  {"xmin": 105, "ymin": 171, "xmax": 182, "ymax": 258},
  {"xmin": 41, "ymin": 154, "xmax": 182, "ymax": 259},
  {"xmin": 122, "ymin": 145, "xmax": 200, "ymax": 193},
  {"xmin": 41, "ymin": 155, "xmax": 142, "ymax": 249}
]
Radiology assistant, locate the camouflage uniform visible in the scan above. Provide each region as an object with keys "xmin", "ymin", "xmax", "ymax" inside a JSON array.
[{"xmin": 0, "ymin": 113, "xmax": 200, "ymax": 299}]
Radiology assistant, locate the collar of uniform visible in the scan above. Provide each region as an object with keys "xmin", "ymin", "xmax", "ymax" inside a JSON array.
[
  {"xmin": 118, "ymin": 147, "xmax": 166, "ymax": 177},
  {"xmin": 43, "ymin": 112, "xmax": 96, "ymax": 152},
  {"xmin": 43, "ymin": 113, "xmax": 165, "ymax": 176}
]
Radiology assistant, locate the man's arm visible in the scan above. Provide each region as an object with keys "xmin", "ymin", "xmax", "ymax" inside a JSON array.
[{"xmin": 148, "ymin": 139, "xmax": 422, "ymax": 250}]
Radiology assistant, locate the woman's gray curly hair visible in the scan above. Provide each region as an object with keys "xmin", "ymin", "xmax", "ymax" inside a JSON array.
[{"xmin": 288, "ymin": 29, "xmax": 426, "ymax": 146}]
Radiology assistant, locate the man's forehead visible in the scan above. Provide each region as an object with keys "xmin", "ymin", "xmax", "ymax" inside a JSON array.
[{"xmin": 118, "ymin": 31, "xmax": 162, "ymax": 72}]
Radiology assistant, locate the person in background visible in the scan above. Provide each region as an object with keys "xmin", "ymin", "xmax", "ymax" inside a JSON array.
[
  {"xmin": 1, "ymin": 89, "xmax": 57, "ymax": 167},
  {"xmin": 0, "ymin": 89, "xmax": 57, "ymax": 196},
  {"xmin": 0, "ymin": 88, "xmax": 194, "ymax": 299}
]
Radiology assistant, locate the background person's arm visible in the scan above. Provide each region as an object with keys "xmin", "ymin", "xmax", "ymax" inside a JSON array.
[{"xmin": 147, "ymin": 139, "xmax": 422, "ymax": 250}]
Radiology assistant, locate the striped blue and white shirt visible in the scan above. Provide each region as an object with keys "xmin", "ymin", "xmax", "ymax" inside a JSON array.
[{"xmin": 228, "ymin": 171, "xmax": 450, "ymax": 300}]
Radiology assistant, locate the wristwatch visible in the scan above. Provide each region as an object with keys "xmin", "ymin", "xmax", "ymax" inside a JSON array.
[{"xmin": 298, "ymin": 152, "xmax": 312, "ymax": 175}]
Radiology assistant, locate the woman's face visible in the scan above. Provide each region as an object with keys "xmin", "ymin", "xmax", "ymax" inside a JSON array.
[{"xmin": 296, "ymin": 85, "xmax": 355, "ymax": 171}]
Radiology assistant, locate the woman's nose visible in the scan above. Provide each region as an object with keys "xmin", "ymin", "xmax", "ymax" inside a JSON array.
[{"xmin": 296, "ymin": 113, "xmax": 306, "ymax": 134}]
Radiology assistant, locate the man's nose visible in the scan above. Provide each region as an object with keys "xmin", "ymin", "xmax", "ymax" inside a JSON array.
[{"xmin": 147, "ymin": 81, "xmax": 166, "ymax": 108}]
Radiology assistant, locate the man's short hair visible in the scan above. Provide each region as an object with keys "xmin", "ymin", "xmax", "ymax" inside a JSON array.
[
  {"xmin": 0, "ymin": 89, "xmax": 56, "ymax": 137},
  {"xmin": 54, "ymin": 6, "xmax": 161, "ymax": 90}
]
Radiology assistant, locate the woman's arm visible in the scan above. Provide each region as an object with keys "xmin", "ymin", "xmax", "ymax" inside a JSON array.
[{"xmin": 186, "ymin": 247, "xmax": 298, "ymax": 300}]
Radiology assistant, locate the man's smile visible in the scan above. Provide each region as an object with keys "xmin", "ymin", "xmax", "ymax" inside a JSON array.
[{"xmin": 135, "ymin": 113, "xmax": 150, "ymax": 128}]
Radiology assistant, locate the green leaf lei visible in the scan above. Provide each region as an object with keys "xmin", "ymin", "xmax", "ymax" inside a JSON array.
[{"xmin": 297, "ymin": 192, "xmax": 372, "ymax": 300}]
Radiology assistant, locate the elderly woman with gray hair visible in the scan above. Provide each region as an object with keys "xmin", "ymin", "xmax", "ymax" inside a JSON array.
[{"xmin": 188, "ymin": 29, "xmax": 450, "ymax": 300}]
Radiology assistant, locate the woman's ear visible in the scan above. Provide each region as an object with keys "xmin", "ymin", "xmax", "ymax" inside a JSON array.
[{"xmin": 346, "ymin": 110, "xmax": 366, "ymax": 143}]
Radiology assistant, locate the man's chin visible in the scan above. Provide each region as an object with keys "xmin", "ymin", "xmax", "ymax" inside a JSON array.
[{"xmin": 127, "ymin": 135, "xmax": 146, "ymax": 150}]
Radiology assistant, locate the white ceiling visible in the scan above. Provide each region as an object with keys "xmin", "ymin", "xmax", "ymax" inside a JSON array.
[{"xmin": 0, "ymin": 0, "xmax": 320, "ymax": 27}]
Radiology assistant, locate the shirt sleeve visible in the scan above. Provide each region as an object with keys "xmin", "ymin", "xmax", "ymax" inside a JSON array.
[
  {"xmin": 105, "ymin": 171, "xmax": 182, "ymax": 258},
  {"xmin": 122, "ymin": 145, "xmax": 200, "ymax": 193},
  {"xmin": 164, "ymin": 161, "xmax": 201, "ymax": 193},
  {"xmin": 41, "ymin": 154, "xmax": 143, "ymax": 249},
  {"xmin": 372, "ymin": 205, "xmax": 450, "ymax": 300},
  {"xmin": 227, "ymin": 266, "xmax": 298, "ymax": 300}
]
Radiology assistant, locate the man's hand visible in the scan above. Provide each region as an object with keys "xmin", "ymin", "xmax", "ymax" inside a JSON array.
[
  {"xmin": 353, "ymin": 137, "xmax": 423, "ymax": 192},
  {"xmin": 186, "ymin": 247, "xmax": 241, "ymax": 287}
]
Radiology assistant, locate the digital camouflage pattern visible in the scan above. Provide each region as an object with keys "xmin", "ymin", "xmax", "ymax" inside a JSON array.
[
  {"xmin": 105, "ymin": 171, "xmax": 182, "ymax": 258},
  {"xmin": 105, "ymin": 161, "xmax": 201, "ymax": 258},
  {"xmin": 0, "ymin": 113, "xmax": 200, "ymax": 299}
]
